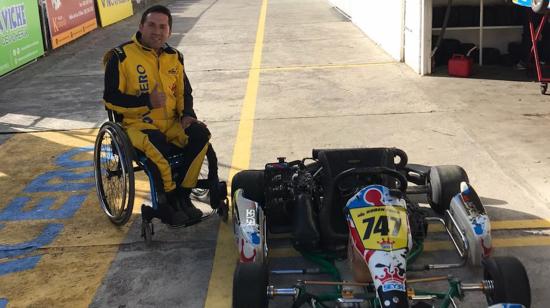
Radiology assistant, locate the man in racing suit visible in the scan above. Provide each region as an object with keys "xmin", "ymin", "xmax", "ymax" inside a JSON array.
[{"xmin": 103, "ymin": 5, "xmax": 208, "ymax": 226}]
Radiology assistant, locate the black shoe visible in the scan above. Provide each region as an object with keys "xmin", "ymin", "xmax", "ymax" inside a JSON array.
[
  {"xmin": 182, "ymin": 197, "xmax": 203, "ymax": 220},
  {"xmin": 183, "ymin": 202, "xmax": 203, "ymax": 220},
  {"xmin": 168, "ymin": 211, "xmax": 190, "ymax": 228},
  {"xmin": 162, "ymin": 190, "xmax": 191, "ymax": 227},
  {"xmin": 179, "ymin": 188, "xmax": 203, "ymax": 220}
]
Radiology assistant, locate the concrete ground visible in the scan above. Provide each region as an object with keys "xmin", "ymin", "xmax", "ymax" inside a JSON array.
[{"xmin": 0, "ymin": 0, "xmax": 549, "ymax": 307}]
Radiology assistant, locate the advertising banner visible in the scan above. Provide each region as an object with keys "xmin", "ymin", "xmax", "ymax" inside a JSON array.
[
  {"xmin": 96, "ymin": 0, "xmax": 133, "ymax": 27},
  {"xmin": 45, "ymin": 0, "xmax": 97, "ymax": 49},
  {"xmin": 0, "ymin": 0, "xmax": 45, "ymax": 76}
]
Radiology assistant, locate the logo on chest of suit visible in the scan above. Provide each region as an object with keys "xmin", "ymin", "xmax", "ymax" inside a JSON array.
[{"xmin": 136, "ymin": 65, "xmax": 149, "ymax": 94}]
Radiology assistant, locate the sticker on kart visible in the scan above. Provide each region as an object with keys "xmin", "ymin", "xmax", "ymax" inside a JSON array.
[{"xmin": 348, "ymin": 205, "xmax": 408, "ymax": 251}]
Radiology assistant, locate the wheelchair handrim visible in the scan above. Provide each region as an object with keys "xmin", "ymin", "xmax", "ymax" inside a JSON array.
[{"xmin": 94, "ymin": 125, "xmax": 133, "ymax": 222}]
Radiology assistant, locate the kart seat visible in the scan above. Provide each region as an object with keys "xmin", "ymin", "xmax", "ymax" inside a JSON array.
[{"xmin": 313, "ymin": 147, "xmax": 404, "ymax": 254}]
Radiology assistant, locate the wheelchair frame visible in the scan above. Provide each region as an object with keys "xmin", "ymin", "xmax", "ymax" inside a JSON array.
[{"xmin": 93, "ymin": 110, "xmax": 228, "ymax": 243}]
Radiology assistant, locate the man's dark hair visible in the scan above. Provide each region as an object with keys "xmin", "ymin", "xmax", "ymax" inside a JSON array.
[{"xmin": 141, "ymin": 5, "xmax": 172, "ymax": 29}]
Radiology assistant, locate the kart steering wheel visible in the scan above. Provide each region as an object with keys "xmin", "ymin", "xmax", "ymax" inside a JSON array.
[{"xmin": 333, "ymin": 167, "xmax": 408, "ymax": 196}]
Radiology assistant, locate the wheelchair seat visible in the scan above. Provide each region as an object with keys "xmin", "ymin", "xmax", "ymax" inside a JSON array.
[{"xmin": 313, "ymin": 147, "xmax": 406, "ymax": 254}]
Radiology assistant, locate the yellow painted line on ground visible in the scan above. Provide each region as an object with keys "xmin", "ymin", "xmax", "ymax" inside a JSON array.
[
  {"xmin": 424, "ymin": 236, "xmax": 550, "ymax": 251},
  {"xmin": 270, "ymin": 219, "xmax": 550, "ymax": 240},
  {"xmin": 260, "ymin": 61, "xmax": 397, "ymax": 72},
  {"xmin": 204, "ymin": 0, "xmax": 268, "ymax": 306},
  {"xmin": 269, "ymin": 247, "xmax": 301, "ymax": 258},
  {"xmin": 429, "ymin": 219, "xmax": 550, "ymax": 232},
  {"xmin": 269, "ymin": 233, "xmax": 550, "ymax": 258},
  {"xmin": 269, "ymin": 232, "xmax": 292, "ymax": 239}
]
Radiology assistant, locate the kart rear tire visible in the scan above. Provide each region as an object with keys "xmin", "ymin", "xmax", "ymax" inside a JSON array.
[
  {"xmin": 427, "ymin": 165, "xmax": 468, "ymax": 214},
  {"xmin": 532, "ymin": 0, "xmax": 550, "ymax": 14},
  {"xmin": 231, "ymin": 170, "xmax": 264, "ymax": 203},
  {"xmin": 232, "ymin": 262, "xmax": 269, "ymax": 308},
  {"xmin": 482, "ymin": 256, "xmax": 531, "ymax": 307}
]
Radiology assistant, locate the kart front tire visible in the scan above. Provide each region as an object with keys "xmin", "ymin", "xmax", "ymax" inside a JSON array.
[
  {"xmin": 232, "ymin": 262, "xmax": 269, "ymax": 308},
  {"xmin": 532, "ymin": 0, "xmax": 550, "ymax": 14},
  {"xmin": 427, "ymin": 165, "xmax": 468, "ymax": 214},
  {"xmin": 231, "ymin": 170, "xmax": 264, "ymax": 203},
  {"xmin": 482, "ymin": 256, "xmax": 531, "ymax": 307}
]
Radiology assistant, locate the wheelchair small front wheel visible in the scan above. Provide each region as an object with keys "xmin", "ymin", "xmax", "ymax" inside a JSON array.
[
  {"xmin": 94, "ymin": 122, "xmax": 135, "ymax": 226},
  {"xmin": 141, "ymin": 220, "xmax": 154, "ymax": 245}
]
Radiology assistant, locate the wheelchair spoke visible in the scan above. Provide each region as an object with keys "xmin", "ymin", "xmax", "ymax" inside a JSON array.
[
  {"xmin": 94, "ymin": 122, "xmax": 136, "ymax": 226},
  {"xmin": 98, "ymin": 131, "xmax": 128, "ymax": 217}
]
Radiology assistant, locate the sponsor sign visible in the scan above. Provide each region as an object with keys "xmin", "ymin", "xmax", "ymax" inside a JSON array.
[
  {"xmin": 0, "ymin": 0, "xmax": 45, "ymax": 76},
  {"xmin": 44, "ymin": 0, "xmax": 97, "ymax": 49},
  {"xmin": 96, "ymin": 0, "xmax": 133, "ymax": 27}
]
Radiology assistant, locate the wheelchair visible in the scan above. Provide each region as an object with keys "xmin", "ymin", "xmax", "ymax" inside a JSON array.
[{"xmin": 93, "ymin": 110, "xmax": 229, "ymax": 244}]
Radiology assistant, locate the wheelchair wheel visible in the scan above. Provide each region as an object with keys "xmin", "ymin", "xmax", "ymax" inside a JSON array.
[
  {"xmin": 191, "ymin": 157, "xmax": 210, "ymax": 202},
  {"xmin": 94, "ymin": 122, "xmax": 135, "ymax": 226}
]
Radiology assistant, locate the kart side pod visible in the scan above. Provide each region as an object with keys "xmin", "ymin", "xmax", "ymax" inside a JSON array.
[
  {"xmin": 232, "ymin": 189, "xmax": 267, "ymax": 264},
  {"xmin": 447, "ymin": 182, "xmax": 492, "ymax": 266}
]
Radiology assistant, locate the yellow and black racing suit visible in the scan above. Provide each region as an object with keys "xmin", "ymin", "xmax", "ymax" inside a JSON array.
[{"xmin": 103, "ymin": 32, "xmax": 209, "ymax": 194}]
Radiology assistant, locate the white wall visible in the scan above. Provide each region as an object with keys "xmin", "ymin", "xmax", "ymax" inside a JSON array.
[
  {"xmin": 332, "ymin": 0, "xmax": 517, "ymax": 75},
  {"xmin": 327, "ymin": 0, "xmax": 433, "ymax": 74},
  {"xmin": 351, "ymin": 0, "xmax": 404, "ymax": 61},
  {"xmin": 404, "ymin": 0, "xmax": 432, "ymax": 75}
]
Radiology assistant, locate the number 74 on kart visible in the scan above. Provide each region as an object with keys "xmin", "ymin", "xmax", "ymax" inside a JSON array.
[{"xmin": 349, "ymin": 205, "xmax": 409, "ymax": 252}]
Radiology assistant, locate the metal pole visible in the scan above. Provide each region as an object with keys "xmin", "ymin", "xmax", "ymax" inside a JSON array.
[
  {"xmin": 38, "ymin": 0, "xmax": 51, "ymax": 52},
  {"xmin": 480, "ymin": 0, "xmax": 484, "ymax": 65}
]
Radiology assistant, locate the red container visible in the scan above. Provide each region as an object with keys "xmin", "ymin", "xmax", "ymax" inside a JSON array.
[{"xmin": 448, "ymin": 54, "xmax": 473, "ymax": 77}]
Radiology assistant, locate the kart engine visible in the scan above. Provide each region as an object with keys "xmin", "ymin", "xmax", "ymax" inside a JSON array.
[{"xmin": 264, "ymin": 158, "xmax": 321, "ymax": 250}]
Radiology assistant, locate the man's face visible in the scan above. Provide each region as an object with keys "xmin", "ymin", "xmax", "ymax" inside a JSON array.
[{"xmin": 139, "ymin": 12, "xmax": 171, "ymax": 50}]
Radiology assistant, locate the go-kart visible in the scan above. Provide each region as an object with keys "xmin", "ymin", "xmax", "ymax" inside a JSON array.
[{"xmin": 231, "ymin": 147, "xmax": 531, "ymax": 308}]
